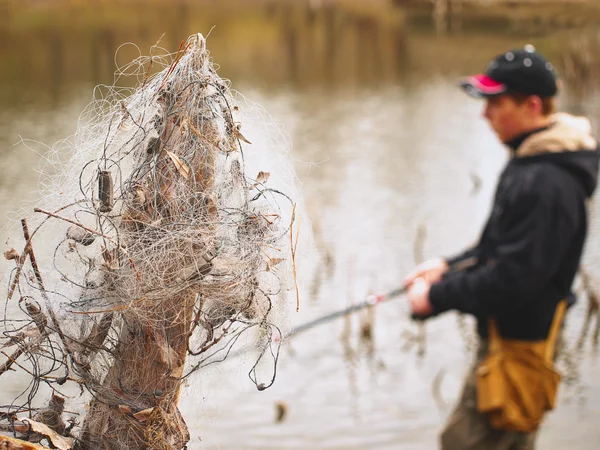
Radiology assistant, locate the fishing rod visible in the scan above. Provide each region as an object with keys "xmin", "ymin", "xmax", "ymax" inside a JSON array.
[
  {"xmin": 218, "ymin": 285, "xmax": 408, "ymax": 365},
  {"xmin": 280, "ymin": 256, "xmax": 477, "ymax": 341},
  {"xmin": 220, "ymin": 258, "xmax": 477, "ymax": 366},
  {"xmin": 284, "ymin": 285, "xmax": 407, "ymax": 340}
]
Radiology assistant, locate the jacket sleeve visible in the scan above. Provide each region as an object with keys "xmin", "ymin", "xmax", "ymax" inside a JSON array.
[
  {"xmin": 445, "ymin": 215, "xmax": 494, "ymax": 270},
  {"xmin": 446, "ymin": 246, "xmax": 481, "ymax": 269},
  {"xmin": 429, "ymin": 189, "xmax": 574, "ymax": 317}
]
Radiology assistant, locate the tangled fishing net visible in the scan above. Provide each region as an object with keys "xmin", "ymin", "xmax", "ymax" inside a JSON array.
[{"xmin": 0, "ymin": 33, "xmax": 300, "ymax": 449}]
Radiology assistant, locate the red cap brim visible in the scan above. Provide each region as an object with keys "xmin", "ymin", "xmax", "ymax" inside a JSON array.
[{"xmin": 459, "ymin": 74, "xmax": 507, "ymax": 98}]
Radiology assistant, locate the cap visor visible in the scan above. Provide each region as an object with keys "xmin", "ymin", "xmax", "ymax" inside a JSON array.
[{"xmin": 459, "ymin": 75, "xmax": 507, "ymax": 98}]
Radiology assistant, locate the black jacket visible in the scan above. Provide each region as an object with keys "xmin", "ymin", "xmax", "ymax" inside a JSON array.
[{"xmin": 429, "ymin": 114, "xmax": 600, "ymax": 340}]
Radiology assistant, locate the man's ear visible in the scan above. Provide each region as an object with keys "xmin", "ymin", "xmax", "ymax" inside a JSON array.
[{"xmin": 527, "ymin": 95, "xmax": 543, "ymax": 116}]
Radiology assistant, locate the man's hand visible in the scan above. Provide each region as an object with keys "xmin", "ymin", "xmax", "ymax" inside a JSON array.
[
  {"xmin": 403, "ymin": 258, "xmax": 448, "ymax": 287},
  {"xmin": 408, "ymin": 278, "xmax": 434, "ymax": 316}
]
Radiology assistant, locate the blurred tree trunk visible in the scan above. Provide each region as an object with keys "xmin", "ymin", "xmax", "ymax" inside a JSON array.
[{"xmin": 75, "ymin": 292, "xmax": 195, "ymax": 450}]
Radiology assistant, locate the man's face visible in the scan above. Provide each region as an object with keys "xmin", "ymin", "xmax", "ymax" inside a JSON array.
[{"xmin": 482, "ymin": 95, "xmax": 530, "ymax": 143}]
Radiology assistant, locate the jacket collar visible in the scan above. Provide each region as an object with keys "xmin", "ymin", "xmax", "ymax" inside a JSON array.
[
  {"xmin": 514, "ymin": 113, "xmax": 597, "ymax": 158},
  {"xmin": 506, "ymin": 126, "xmax": 549, "ymax": 152}
]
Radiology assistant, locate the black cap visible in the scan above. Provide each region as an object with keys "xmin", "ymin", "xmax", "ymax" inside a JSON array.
[{"xmin": 460, "ymin": 45, "xmax": 558, "ymax": 98}]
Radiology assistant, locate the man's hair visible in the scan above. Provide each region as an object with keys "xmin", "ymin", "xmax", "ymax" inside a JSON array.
[{"xmin": 508, "ymin": 92, "xmax": 557, "ymax": 116}]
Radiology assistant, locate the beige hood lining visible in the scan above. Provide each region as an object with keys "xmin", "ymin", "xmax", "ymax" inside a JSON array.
[{"xmin": 516, "ymin": 113, "xmax": 598, "ymax": 158}]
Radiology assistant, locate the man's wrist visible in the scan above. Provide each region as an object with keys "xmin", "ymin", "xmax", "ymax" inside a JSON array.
[{"xmin": 429, "ymin": 282, "xmax": 448, "ymax": 315}]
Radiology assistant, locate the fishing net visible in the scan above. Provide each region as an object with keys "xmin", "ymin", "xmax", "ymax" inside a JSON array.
[{"xmin": 0, "ymin": 33, "xmax": 300, "ymax": 449}]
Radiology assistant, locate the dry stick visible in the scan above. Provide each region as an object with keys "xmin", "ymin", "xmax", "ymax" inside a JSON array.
[
  {"xmin": 33, "ymin": 208, "xmax": 113, "ymax": 242},
  {"xmin": 21, "ymin": 219, "xmax": 72, "ymax": 360},
  {"xmin": 8, "ymin": 202, "xmax": 85, "ymax": 300},
  {"xmin": 585, "ymin": 273, "xmax": 600, "ymax": 347},
  {"xmin": 577, "ymin": 270, "xmax": 600, "ymax": 350},
  {"xmin": 81, "ymin": 312, "xmax": 115, "ymax": 355},
  {"xmin": 293, "ymin": 218, "xmax": 301, "ymax": 308},
  {"xmin": 594, "ymin": 305, "xmax": 600, "ymax": 348},
  {"xmin": 158, "ymin": 40, "xmax": 192, "ymax": 92},
  {"xmin": 413, "ymin": 225, "xmax": 427, "ymax": 268},
  {"xmin": 431, "ymin": 368, "xmax": 447, "ymax": 411},
  {"xmin": 141, "ymin": 33, "xmax": 166, "ymax": 89},
  {"xmin": 1, "ymin": 240, "xmax": 56, "ymax": 378},
  {"xmin": 67, "ymin": 296, "xmax": 147, "ymax": 315},
  {"xmin": 7, "ymin": 231, "xmax": 35, "ymax": 301},
  {"xmin": 0, "ymin": 302, "xmax": 49, "ymax": 377},
  {"xmin": 289, "ymin": 204, "xmax": 300, "ymax": 312},
  {"xmin": 0, "ymin": 335, "xmax": 46, "ymax": 377},
  {"xmin": 414, "ymin": 224, "xmax": 427, "ymax": 357},
  {"xmin": 1, "ymin": 350, "xmax": 40, "ymax": 378}
]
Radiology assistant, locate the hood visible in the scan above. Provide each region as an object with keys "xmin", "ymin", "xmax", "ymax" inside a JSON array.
[
  {"xmin": 516, "ymin": 113, "xmax": 599, "ymax": 198},
  {"xmin": 516, "ymin": 113, "xmax": 597, "ymax": 156}
]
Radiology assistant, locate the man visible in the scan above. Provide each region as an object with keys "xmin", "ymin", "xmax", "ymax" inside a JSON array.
[{"xmin": 404, "ymin": 46, "xmax": 599, "ymax": 449}]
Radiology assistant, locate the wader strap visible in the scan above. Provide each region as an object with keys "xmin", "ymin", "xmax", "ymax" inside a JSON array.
[
  {"xmin": 545, "ymin": 300, "xmax": 567, "ymax": 363},
  {"xmin": 488, "ymin": 318, "xmax": 501, "ymax": 353},
  {"xmin": 487, "ymin": 299, "xmax": 567, "ymax": 359}
]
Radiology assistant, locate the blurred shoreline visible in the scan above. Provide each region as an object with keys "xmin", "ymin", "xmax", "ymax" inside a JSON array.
[
  {"xmin": 1, "ymin": 0, "xmax": 600, "ymax": 98},
  {"xmin": 3, "ymin": 0, "xmax": 600, "ymax": 36}
]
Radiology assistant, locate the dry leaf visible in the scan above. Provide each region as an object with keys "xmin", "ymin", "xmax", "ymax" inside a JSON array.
[
  {"xmin": 249, "ymin": 171, "xmax": 271, "ymax": 190},
  {"xmin": 0, "ymin": 433, "xmax": 47, "ymax": 449},
  {"xmin": 101, "ymin": 246, "xmax": 119, "ymax": 271},
  {"xmin": 274, "ymin": 401, "xmax": 288, "ymax": 423},
  {"xmin": 20, "ymin": 418, "xmax": 74, "ymax": 450},
  {"xmin": 133, "ymin": 407, "xmax": 155, "ymax": 423},
  {"xmin": 166, "ymin": 151, "xmax": 190, "ymax": 179},
  {"xmin": 66, "ymin": 225, "xmax": 96, "ymax": 246},
  {"xmin": 0, "ymin": 421, "xmax": 30, "ymax": 434},
  {"xmin": 234, "ymin": 126, "xmax": 252, "ymax": 145},
  {"xmin": 133, "ymin": 187, "xmax": 148, "ymax": 206},
  {"xmin": 4, "ymin": 248, "xmax": 19, "ymax": 261},
  {"xmin": 118, "ymin": 404, "xmax": 132, "ymax": 415},
  {"xmin": 256, "ymin": 171, "xmax": 270, "ymax": 184},
  {"xmin": 266, "ymin": 258, "xmax": 284, "ymax": 272}
]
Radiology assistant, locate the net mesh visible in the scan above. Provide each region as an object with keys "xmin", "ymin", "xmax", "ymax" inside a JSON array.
[{"xmin": 1, "ymin": 33, "xmax": 300, "ymax": 449}]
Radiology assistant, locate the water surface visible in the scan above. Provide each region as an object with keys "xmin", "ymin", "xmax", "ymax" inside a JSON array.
[{"xmin": 1, "ymin": 3, "xmax": 600, "ymax": 449}]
